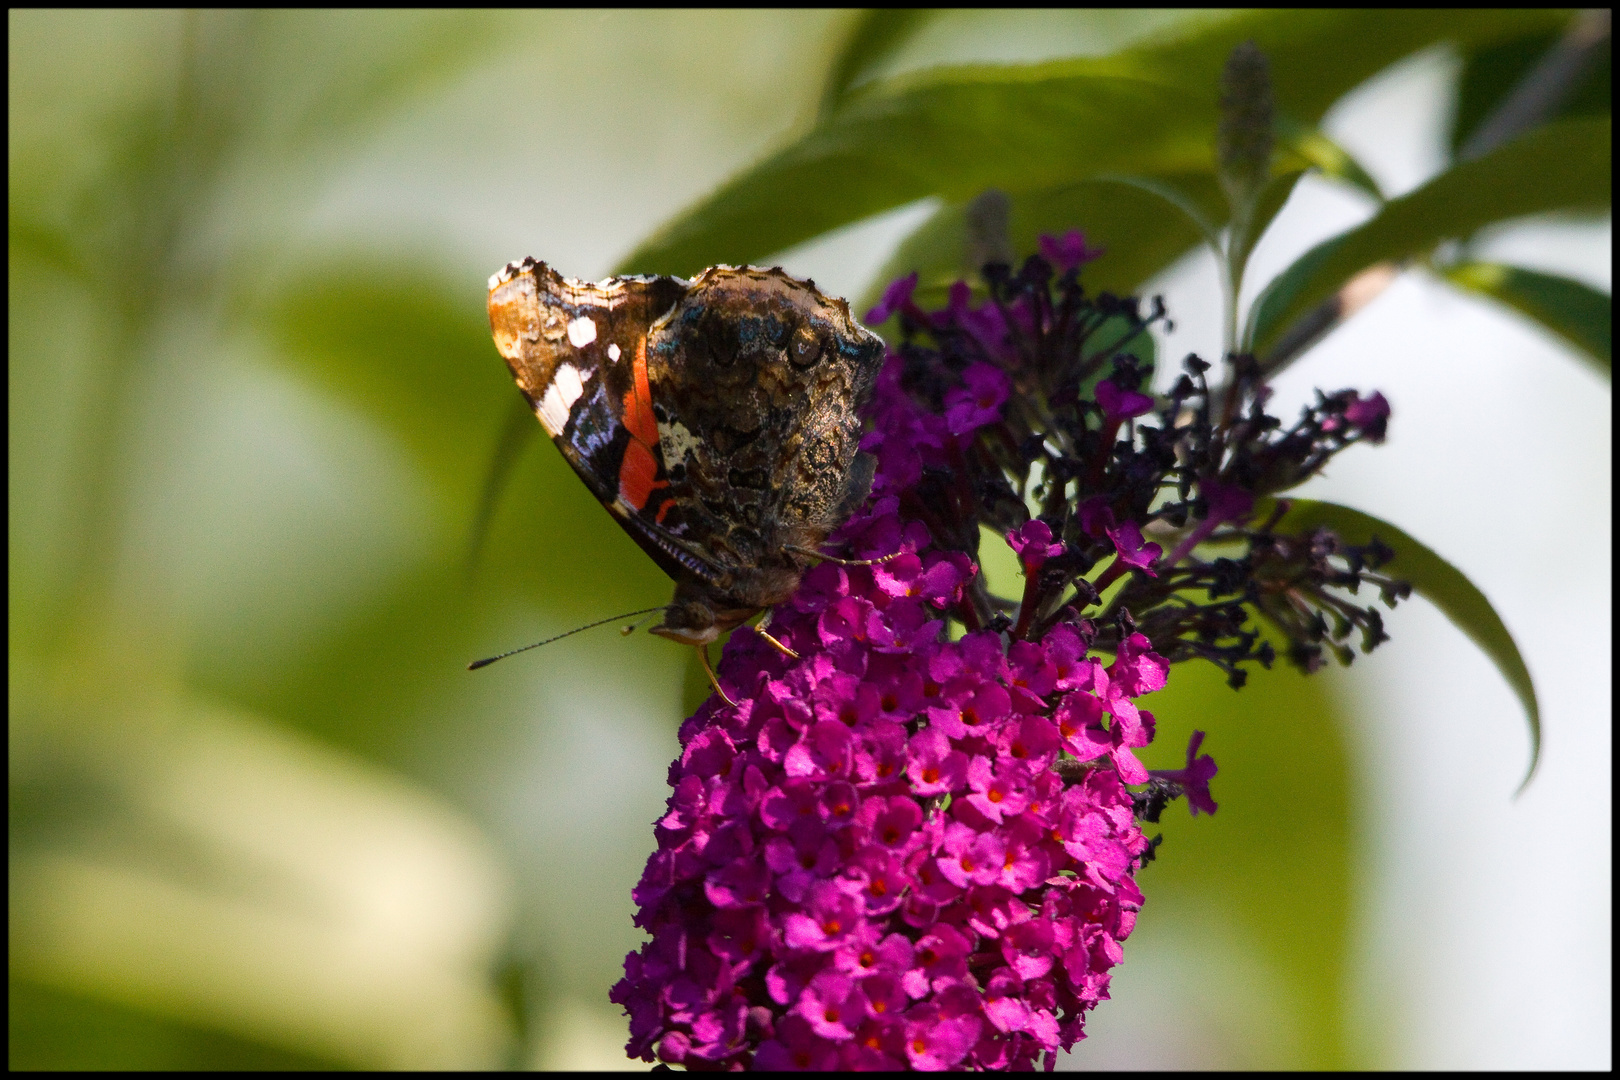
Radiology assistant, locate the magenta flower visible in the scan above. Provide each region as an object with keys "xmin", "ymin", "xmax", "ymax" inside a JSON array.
[
  {"xmin": 1008, "ymin": 519, "xmax": 1065, "ymax": 571},
  {"xmin": 609, "ymin": 239, "xmax": 1412, "ymax": 1070},
  {"xmin": 610, "ymin": 354, "xmax": 1169, "ymax": 1070},
  {"xmin": 933, "ymin": 280, "xmax": 1016, "ymax": 361},
  {"xmin": 1105, "ymin": 520, "xmax": 1162, "ymax": 577},
  {"xmin": 943, "ymin": 362, "xmax": 1010, "ymax": 436},
  {"xmin": 1095, "ymin": 378, "xmax": 1156, "ymax": 422},
  {"xmin": 865, "ymin": 271, "xmax": 921, "ymax": 325},
  {"xmin": 1039, "ymin": 229, "xmax": 1105, "ymax": 272},
  {"xmin": 1150, "ymin": 731, "xmax": 1220, "ymax": 817}
]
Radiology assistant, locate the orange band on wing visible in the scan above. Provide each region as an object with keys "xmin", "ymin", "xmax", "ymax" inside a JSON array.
[
  {"xmin": 618, "ymin": 336, "xmax": 670, "ymax": 513},
  {"xmin": 623, "ymin": 338, "xmax": 659, "ymax": 448},
  {"xmin": 619, "ymin": 439, "xmax": 667, "ymax": 512}
]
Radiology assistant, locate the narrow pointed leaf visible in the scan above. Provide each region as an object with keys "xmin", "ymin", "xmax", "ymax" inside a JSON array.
[
  {"xmin": 1250, "ymin": 116, "xmax": 1611, "ymax": 358},
  {"xmin": 857, "ymin": 175, "xmax": 1219, "ymax": 316},
  {"xmin": 818, "ymin": 9, "xmax": 940, "ymax": 120},
  {"xmin": 1441, "ymin": 261, "xmax": 1611, "ymax": 376},
  {"xmin": 621, "ymin": 11, "xmax": 1563, "ymax": 277},
  {"xmin": 1277, "ymin": 119, "xmax": 1383, "ymax": 201},
  {"xmin": 1450, "ymin": 23, "xmax": 1612, "ymax": 160},
  {"xmin": 1230, "ymin": 167, "xmax": 1308, "ymax": 283},
  {"xmin": 1264, "ymin": 497, "xmax": 1541, "ymax": 791}
]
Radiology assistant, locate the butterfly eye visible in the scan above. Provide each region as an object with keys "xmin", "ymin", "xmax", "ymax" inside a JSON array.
[{"xmin": 789, "ymin": 326, "xmax": 824, "ymax": 369}]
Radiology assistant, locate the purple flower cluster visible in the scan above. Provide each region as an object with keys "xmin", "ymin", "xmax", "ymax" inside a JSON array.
[
  {"xmin": 609, "ymin": 221, "xmax": 1403, "ymax": 1068},
  {"xmin": 611, "ymin": 305, "xmax": 1190, "ymax": 1069}
]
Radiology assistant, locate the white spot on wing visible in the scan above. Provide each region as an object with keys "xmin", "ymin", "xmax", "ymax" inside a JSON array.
[
  {"xmin": 537, "ymin": 362, "xmax": 589, "ymax": 437},
  {"xmin": 607, "ymin": 343, "xmax": 621, "ymax": 361},
  {"xmin": 566, "ymin": 316, "xmax": 597, "ymax": 348},
  {"xmin": 658, "ymin": 418, "xmax": 702, "ymax": 465}
]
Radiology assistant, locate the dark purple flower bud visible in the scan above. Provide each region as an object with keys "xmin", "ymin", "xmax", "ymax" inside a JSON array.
[
  {"xmin": 1201, "ymin": 479, "xmax": 1255, "ymax": 524},
  {"xmin": 1344, "ymin": 389, "xmax": 1390, "ymax": 441},
  {"xmin": 754, "ymin": 1014, "xmax": 841, "ymax": 1070},
  {"xmin": 1077, "ymin": 495, "xmax": 1117, "ymax": 539}
]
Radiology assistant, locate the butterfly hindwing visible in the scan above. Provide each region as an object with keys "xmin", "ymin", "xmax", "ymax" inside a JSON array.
[
  {"xmin": 488, "ymin": 259, "xmax": 717, "ymax": 584},
  {"xmin": 489, "ymin": 257, "xmax": 886, "ymax": 645}
]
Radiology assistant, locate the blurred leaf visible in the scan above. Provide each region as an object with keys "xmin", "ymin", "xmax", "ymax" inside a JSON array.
[
  {"xmin": 258, "ymin": 262, "xmax": 515, "ymax": 497},
  {"xmin": 1136, "ymin": 654, "xmax": 1352, "ymax": 1068},
  {"xmin": 465, "ymin": 396, "xmax": 545, "ymax": 578},
  {"xmin": 1277, "ymin": 118, "xmax": 1383, "ymax": 201},
  {"xmin": 1249, "ymin": 116, "xmax": 1611, "ymax": 358},
  {"xmin": 1266, "ymin": 498, "xmax": 1541, "ymax": 792},
  {"xmin": 8, "ymin": 981, "xmax": 340, "ymax": 1072},
  {"xmin": 1097, "ymin": 174, "xmax": 1225, "ymax": 251},
  {"xmin": 622, "ymin": 10, "xmax": 1563, "ymax": 277},
  {"xmin": 1231, "ymin": 167, "xmax": 1308, "ymax": 284},
  {"xmin": 1450, "ymin": 22, "xmax": 1612, "ymax": 159},
  {"xmin": 1440, "ymin": 261, "xmax": 1611, "ymax": 376},
  {"xmin": 624, "ymin": 64, "xmax": 1210, "ymax": 277},
  {"xmin": 7, "ymin": 217, "xmax": 89, "ymax": 280},
  {"xmin": 860, "ymin": 174, "xmax": 1221, "ymax": 315},
  {"xmin": 274, "ymin": 11, "xmax": 514, "ymax": 145},
  {"xmin": 818, "ymin": 10, "xmax": 940, "ymax": 120}
]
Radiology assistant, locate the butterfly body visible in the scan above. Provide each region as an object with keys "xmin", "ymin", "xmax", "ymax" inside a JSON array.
[{"xmin": 488, "ymin": 258, "xmax": 885, "ymax": 644}]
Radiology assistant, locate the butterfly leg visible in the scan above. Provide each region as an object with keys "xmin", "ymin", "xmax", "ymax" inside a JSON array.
[
  {"xmin": 698, "ymin": 644, "xmax": 739, "ymax": 708},
  {"xmin": 754, "ymin": 624, "xmax": 801, "ymax": 661},
  {"xmin": 784, "ymin": 543, "xmax": 902, "ymax": 567}
]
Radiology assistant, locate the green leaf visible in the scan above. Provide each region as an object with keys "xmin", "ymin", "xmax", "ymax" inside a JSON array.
[
  {"xmin": 257, "ymin": 262, "xmax": 514, "ymax": 496},
  {"xmin": 264, "ymin": 11, "xmax": 513, "ymax": 145},
  {"xmin": 1276, "ymin": 117, "xmax": 1383, "ymax": 201},
  {"xmin": 859, "ymin": 174, "xmax": 1223, "ymax": 315},
  {"xmin": 621, "ymin": 65, "xmax": 1212, "ymax": 277},
  {"xmin": 1264, "ymin": 497, "xmax": 1542, "ymax": 792},
  {"xmin": 1451, "ymin": 24, "xmax": 1612, "ymax": 160},
  {"xmin": 1440, "ymin": 261, "xmax": 1611, "ymax": 376},
  {"xmin": 817, "ymin": 10, "xmax": 940, "ymax": 120},
  {"xmin": 1249, "ymin": 116, "xmax": 1612, "ymax": 359},
  {"xmin": 1230, "ymin": 167, "xmax": 1308, "ymax": 286},
  {"xmin": 621, "ymin": 10, "xmax": 1565, "ymax": 277},
  {"xmin": 1136, "ymin": 659, "xmax": 1354, "ymax": 1066}
]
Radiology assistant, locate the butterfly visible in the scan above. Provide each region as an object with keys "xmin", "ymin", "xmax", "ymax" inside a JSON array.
[{"xmin": 487, "ymin": 257, "xmax": 886, "ymax": 673}]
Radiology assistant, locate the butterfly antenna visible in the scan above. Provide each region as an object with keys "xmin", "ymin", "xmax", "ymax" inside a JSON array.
[
  {"xmin": 468, "ymin": 605, "xmax": 670, "ymax": 670},
  {"xmin": 621, "ymin": 609, "xmax": 663, "ymax": 635}
]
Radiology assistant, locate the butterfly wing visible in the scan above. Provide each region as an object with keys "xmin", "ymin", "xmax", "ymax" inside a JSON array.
[
  {"xmin": 488, "ymin": 259, "xmax": 723, "ymax": 586},
  {"xmin": 639, "ymin": 266, "xmax": 886, "ymax": 592}
]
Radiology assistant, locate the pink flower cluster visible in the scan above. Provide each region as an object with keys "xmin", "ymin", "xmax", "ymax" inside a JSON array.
[{"xmin": 610, "ymin": 348, "xmax": 1182, "ymax": 1070}]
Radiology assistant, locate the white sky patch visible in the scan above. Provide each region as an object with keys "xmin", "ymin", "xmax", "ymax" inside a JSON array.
[
  {"xmin": 537, "ymin": 363, "xmax": 588, "ymax": 436},
  {"xmin": 566, "ymin": 316, "xmax": 597, "ymax": 348}
]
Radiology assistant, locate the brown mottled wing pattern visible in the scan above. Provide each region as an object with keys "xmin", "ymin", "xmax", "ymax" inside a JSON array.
[
  {"xmin": 489, "ymin": 259, "xmax": 886, "ymax": 634},
  {"xmin": 642, "ymin": 266, "xmax": 885, "ymax": 607}
]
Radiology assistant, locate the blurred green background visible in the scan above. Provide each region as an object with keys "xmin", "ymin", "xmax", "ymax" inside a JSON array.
[{"xmin": 10, "ymin": 10, "xmax": 1609, "ymax": 1070}]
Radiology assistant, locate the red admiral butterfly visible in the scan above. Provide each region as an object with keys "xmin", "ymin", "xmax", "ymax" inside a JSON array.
[{"xmin": 487, "ymin": 258, "xmax": 885, "ymax": 662}]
